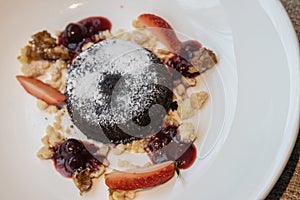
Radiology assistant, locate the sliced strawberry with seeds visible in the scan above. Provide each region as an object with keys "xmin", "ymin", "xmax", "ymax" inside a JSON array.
[
  {"xmin": 105, "ymin": 161, "xmax": 175, "ymax": 190},
  {"xmin": 138, "ymin": 14, "xmax": 181, "ymax": 52},
  {"xmin": 16, "ymin": 75, "xmax": 66, "ymax": 105}
]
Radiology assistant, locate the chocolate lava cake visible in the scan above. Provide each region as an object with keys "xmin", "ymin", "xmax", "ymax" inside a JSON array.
[{"xmin": 66, "ymin": 39, "xmax": 173, "ymax": 144}]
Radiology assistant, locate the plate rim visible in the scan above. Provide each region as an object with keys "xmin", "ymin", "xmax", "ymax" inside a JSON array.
[{"xmin": 257, "ymin": 0, "xmax": 300, "ymax": 198}]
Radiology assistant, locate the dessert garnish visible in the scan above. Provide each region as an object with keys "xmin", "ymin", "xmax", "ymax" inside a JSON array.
[
  {"xmin": 16, "ymin": 75, "xmax": 66, "ymax": 105},
  {"xmin": 105, "ymin": 161, "xmax": 175, "ymax": 190}
]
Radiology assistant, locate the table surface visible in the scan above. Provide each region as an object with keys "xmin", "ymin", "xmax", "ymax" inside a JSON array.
[{"xmin": 266, "ymin": 1, "xmax": 300, "ymax": 199}]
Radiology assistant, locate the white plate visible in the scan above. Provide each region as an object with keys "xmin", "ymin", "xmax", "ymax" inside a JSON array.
[{"xmin": 0, "ymin": 0, "xmax": 299, "ymax": 199}]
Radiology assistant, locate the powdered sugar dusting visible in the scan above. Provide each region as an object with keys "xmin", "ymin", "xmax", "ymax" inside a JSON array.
[{"xmin": 66, "ymin": 39, "xmax": 162, "ymax": 126}]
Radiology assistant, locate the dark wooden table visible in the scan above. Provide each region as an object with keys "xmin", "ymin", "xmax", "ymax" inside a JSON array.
[{"xmin": 266, "ymin": 1, "xmax": 300, "ymax": 199}]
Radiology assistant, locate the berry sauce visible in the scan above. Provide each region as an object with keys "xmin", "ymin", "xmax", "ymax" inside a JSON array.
[
  {"xmin": 178, "ymin": 40, "xmax": 202, "ymax": 61},
  {"xmin": 58, "ymin": 16, "xmax": 112, "ymax": 57},
  {"xmin": 52, "ymin": 138, "xmax": 105, "ymax": 178},
  {"xmin": 165, "ymin": 40, "xmax": 202, "ymax": 80},
  {"xmin": 146, "ymin": 126, "xmax": 197, "ymax": 169}
]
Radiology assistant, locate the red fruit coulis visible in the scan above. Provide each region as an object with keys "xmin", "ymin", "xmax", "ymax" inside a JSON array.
[
  {"xmin": 147, "ymin": 125, "xmax": 197, "ymax": 169},
  {"xmin": 165, "ymin": 40, "xmax": 203, "ymax": 79}
]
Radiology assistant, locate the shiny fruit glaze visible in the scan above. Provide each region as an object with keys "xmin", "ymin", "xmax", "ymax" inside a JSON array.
[
  {"xmin": 178, "ymin": 40, "xmax": 202, "ymax": 61},
  {"xmin": 52, "ymin": 139, "xmax": 105, "ymax": 178},
  {"xmin": 165, "ymin": 40, "xmax": 202, "ymax": 79},
  {"xmin": 147, "ymin": 126, "xmax": 197, "ymax": 169},
  {"xmin": 58, "ymin": 16, "xmax": 112, "ymax": 56}
]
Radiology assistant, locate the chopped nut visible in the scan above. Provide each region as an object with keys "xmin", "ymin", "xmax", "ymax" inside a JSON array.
[
  {"xmin": 164, "ymin": 114, "xmax": 180, "ymax": 127},
  {"xmin": 82, "ymin": 42, "xmax": 95, "ymax": 51},
  {"xmin": 190, "ymin": 92, "xmax": 208, "ymax": 110},
  {"xmin": 53, "ymin": 121, "xmax": 63, "ymax": 131},
  {"xmin": 50, "ymin": 67, "xmax": 62, "ymax": 81},
  {"xmin": 176, "ymin": 84, "xmax": 185, "ymax": 96},
  {"xmin": 54, "ymin": 113, "xmax": 63, "ymax": 123},
  {"xmin": 132, "ymin": 19, "xmax": 145, "ymax": 28},
  {"xmin": 178, "ymin": 123, "xmax": 196, "ymax": 142},
  {"xmin": 178, "ymin": 98, "xmax": 195, "ymax": 119},
  {"xmin": 41, "ymin": 135, "xmax": 50, "ymax": 146},
  {"xmin": 90, "ymin": 165, "xmax": 106, "ymax": 178},
  {"xmin": 65, "ymin": 128, "xmax": 71, "ymax": 134},
  {"xmin": 95, "ymin": 30, "xmax": 113, "ymax": 41},
  {"xmin": 72, "ymin": 169, "xmax": 93, "ymax": 195},
  {"xmin": 48, "ymin": 132, "xmax": 64, "ymax": 146},
  {"xmin": 181, "ymin": 77, "xmax": 196, "ymax": 87},
  {"xmin": 111, "ymin": 147, "xmax": 125, "ymax": 155},
  {"xmin": 98, "ymin": 145, "xmax": 110, "ymax": 156},
  {"xmin": 45, "ymin": 105, "xmax": 59, "ymax": 114},
  {"xmin": 109, "ymin": 190, "xmax": 136, "ymax": 200},
  {"xmin": 191, "ymin": 47, "xmax": 217, "ymax": 73},
  {"xmin": 37, "ymin": 146, "xmax": 53, "ymax": 159},
  {"xmin": 18, "ymin": 31, "xmax": 70, "ymax": 63},
  {"xmin": 37, "ymin": 100, "xmax": 49, "ymax": 110},
  {"xmin": 55, "ymin": 59, "xmax": 67, "ymax": 70},
  {"xmin": 20, "ymin": 60, "xmax": 51, "ymax": 77},
  {"xmin": 46, "ymin": 125, "xmax": 55, "ymax": 136},
  {"xmin": 125, "ymin": 190, "xmax": 136, "ymax": 200}
]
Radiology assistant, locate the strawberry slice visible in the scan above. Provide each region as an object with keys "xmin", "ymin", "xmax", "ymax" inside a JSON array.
[
  {"xmin": 16, "ymin": 75, "xmax": 66, "ymax": 105},
  {"xmin": 138, "ymin": 14, "xmax": 181, "ymax": 52},
  {"xmin": 105, "ymin": 161, "xmax": 175, "ymax": 190}
]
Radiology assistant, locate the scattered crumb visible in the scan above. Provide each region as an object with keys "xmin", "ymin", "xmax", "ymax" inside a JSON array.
[
  {"xmin": 164, "ymin": 113, "xmax": 180, "ymax": 127},
  {"xmin": 45, "ymin": 105, "xmax": 59, "ymax": 114},
  {"xmin": 65, "ymin": 127, "xmax": 71, "ymax": 134},
  {"xmin": 72, "ymin": 169, "xmax": 93, "ymax": 195},
  {"xmin": 181, "ymin": 77, "xmax": 196, "ymax": 87},
  {"xmin": 37, "ymin": 125, "xmax": 65, "ymax": 159},
  {"xmin": 191, "ymin": 47, "xmax": 218, "ymax": 73},
  {"xmin": 82, "ymin": 42, "xmax": 95, "ymax": 51},
  {"xmin": 178, "ymin": 98, "xmax": 194, "ymax": 120},
  {"xmin": 190, "ymin": 92, "xmax": 208, "ymax": 110},
  {"xmin": 132, "ymin": 19, "xmax": 144, "ymax": 29},
  {"xmin": 98, "ymin": 145, "xmax": 110, "ymax": 157},
  {"xmin": 37, "ymin": 99, "xmax": 49, "ymax": 110},
  {"xmin": 111, "ymin": 139, "xmax": 146, "ymax": 155},
  {"xmin": 20, "ymin": 60, "xmax": 51, "ymax": 77},
  {"xmin": 176, "ymin": 84, "xmax": 186, "ymax": 96},
  {"xmin": 178, "ymin": 123, "xmax": 196, "ymax": 142},
  {"xmin": 109, "ymin": 189, "xmax": 137, "ymax": 200},
  {"xmin": 37, "ymin": 146, "xmax": 54, "ymax": 159},
  {"xmin": 111, "ymin": 144, "xmax": 126, "ymax": 155}
]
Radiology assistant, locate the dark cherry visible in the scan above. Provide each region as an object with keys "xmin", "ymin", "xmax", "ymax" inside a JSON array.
[
  {"xmin": 52, "ymin": 138, "xmax": 104, "ymax": 178},
  {"xmin": 58, "ymin": 138, "xmax": 84, "ymax": 156},
  {"xmin": 146, "ymin": 125, "xmax": 197, "ymax": 169},
  {"xmin": 178, "ymin": 40, "xmax": 202, "ymax": 61},
  {"xmin": 66, "ymin": 23, "xmax": 88, "ymax": 43},
  {"xmin": 79, "ymin": 16, "xmax": 112, "ymax": 37},
  {"xmin": 58, "ymin": 16, "xmax": 112, "ymax": 57},
  {"xmin": 65, "ymin": 154, "xmax": 85, "ymax": 173}
]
